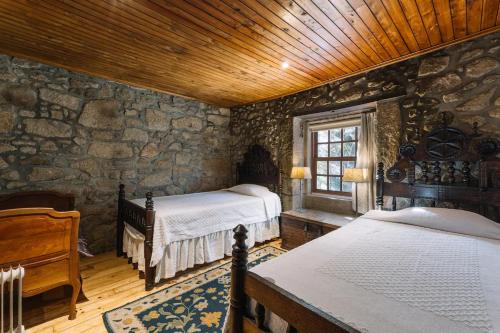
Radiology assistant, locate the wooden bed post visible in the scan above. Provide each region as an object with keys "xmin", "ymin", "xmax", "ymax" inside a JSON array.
[
  {"xmin": 116, "ymin": 184, "xmax": 125, "ymax": 257},
  {"xmin": 376, "ymin": 162, "xmax": 384, "ymax": 210},
  {"xmin": 144, "ymin": 192, "xmax": 156, "ymax": 291},
  {"xmin": 229, "ymin": 224, "xmax": 248, "ymax": 333}
]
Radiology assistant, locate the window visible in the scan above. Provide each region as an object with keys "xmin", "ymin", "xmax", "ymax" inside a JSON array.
[{"xmin": 312, "ymin": 126, "xmax": 358, "ymax": 195}]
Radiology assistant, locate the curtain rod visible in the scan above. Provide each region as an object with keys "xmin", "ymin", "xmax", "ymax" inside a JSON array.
[{"xmin": 305, "ymin": 108, "xmax": 375, "ymax": 126}]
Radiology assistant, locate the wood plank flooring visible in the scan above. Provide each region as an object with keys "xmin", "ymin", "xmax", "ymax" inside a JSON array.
[{"xmin": 25, "ymin": 240, "xmax": 280, "ymax": 332}]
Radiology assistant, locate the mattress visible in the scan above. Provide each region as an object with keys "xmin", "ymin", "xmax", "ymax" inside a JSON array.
[
  {"xmin": 130, "ymin": 189, "xmax": 281, "ymax": 267},
  {"xmin": 250, "ymin": 209, "xmax": 500, "ymax": 333}
]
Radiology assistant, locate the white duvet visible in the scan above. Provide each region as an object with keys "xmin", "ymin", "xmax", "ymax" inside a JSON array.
[
  {"xmin": 250, "ymin": 208, "xmax": 500, "ymax": 333},
  {"xmin": 131, "ymin": 189, "xmax": 281, "ymax": 267}
]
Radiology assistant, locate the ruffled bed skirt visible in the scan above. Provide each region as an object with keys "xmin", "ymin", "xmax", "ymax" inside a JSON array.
[{"xmin": 123, "ymin": 217, "xmax": 280, "ymax": 282}]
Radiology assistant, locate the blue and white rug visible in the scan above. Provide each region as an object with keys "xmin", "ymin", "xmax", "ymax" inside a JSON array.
[{"xmin": 103, "ymin": 246, "xmax": 285, "ymax": 332}]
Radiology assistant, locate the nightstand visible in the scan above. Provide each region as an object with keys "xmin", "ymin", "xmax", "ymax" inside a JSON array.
[{"xmin": 280, "ymin": 209, "xmax": 355, "ymax": 250}]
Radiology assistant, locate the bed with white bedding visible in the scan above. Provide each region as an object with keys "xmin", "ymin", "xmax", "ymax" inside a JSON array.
[
  {"xmin": 226, "ymin": 207, "xmax": 500, "ymax": 333},
  {"xmin": 225, "ymin": 160, "xmax": 500, "ymax": 332},
  {"xmin": 123, "ymin": 187, "xmax": 281, "ymax": 282},
  {"xmin": 116, "ymin": 144, "xmax": 283, "ymax": 290}
]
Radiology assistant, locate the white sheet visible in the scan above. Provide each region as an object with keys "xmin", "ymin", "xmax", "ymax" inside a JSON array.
[
  {"xmin": 124, "ymin": 218, "xmax": 280, "ymax": 282},
  {"xmin": 250, "ymin": 216, "xmax": 500, "ymax": 333},
  {"xmin": 130, "ymin": 190, "xmax": 281, "ymax": 267},
  {"xmin": 364, "ymin": 207, "xmax": 500, "ymax": 240}
]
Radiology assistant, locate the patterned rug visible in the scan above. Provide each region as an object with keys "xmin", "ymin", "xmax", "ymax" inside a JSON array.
[{"xmin": 103, "ymin": 246, "xmax": 285, "ymax": 333}]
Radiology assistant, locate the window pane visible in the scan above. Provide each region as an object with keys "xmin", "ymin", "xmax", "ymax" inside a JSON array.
[
  {"xmin": 343, "ymin": 127, "xmax": 356, "ymax": 141},
  {"xmin": 318, "ymin": 130, "xmax": 329, "ymax": 143},
  {"xmin": 342, "ymin": 161, "xmax": 355, "ymax": 174},
  {"xmin": 318, "ymin": 144, "xmax": 328, "ymax": 157},
  {"xmin": 329, "ymin": 176, "xmax": 341, "ymax": 191},
  {"xmin": 317, "ymin": 161, "xmax": 327, "ymax": 175},
  {"xmin": 330, "ymin": 128, "xmax": 342, "ymax": 142},
  {"xmin": 342, "ymin": 181, "xmax": 353, "ymax": 193},
  {"xmin": 317, "ymin": 176, "xmax": 328, "ymax": 190},
  {"xmin": 329, "ymin": 143, "xmax": 341, "ymax": 157},
  {"xmin": 343, "ymin": 142, "xmax": 356, "ymax": 157},
  {"xmin": 328, "ymin": 161, "xmax": 341, "ymax": 175}
]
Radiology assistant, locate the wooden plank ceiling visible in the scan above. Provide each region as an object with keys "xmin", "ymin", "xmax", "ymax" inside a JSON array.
[{"xmin": 0, "ymin": 1, "xmax": 499, "ymax": 107}]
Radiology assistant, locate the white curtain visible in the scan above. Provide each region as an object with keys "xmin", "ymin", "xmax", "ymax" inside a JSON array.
[{"xmin": 353, "ymin": 112, "xmax": 377, "ymax": 213}]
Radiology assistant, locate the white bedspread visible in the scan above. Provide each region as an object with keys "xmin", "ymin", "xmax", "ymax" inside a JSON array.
[
  {"xmin": 131, "ymin": 190, "xmax": 281, "ymax": 267},
  {"xmin": 251, "ymin": 213, "xmax": 500, "ymax": 333}
]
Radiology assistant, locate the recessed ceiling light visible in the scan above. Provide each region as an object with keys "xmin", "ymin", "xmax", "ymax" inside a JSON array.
[{"xmin": 281, "ymin": 61, "xmax": 289, "ymax": 69}]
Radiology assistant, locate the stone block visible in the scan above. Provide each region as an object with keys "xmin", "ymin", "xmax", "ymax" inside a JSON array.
[
  {"xmin": 40, "ymin": 141, "xmax": 58, "ymax": 151},
  {"xmin": 172, "ymin": 116, "xmax": 203, "ymax": 131},
  {"xmin": 418, "ymin": 56, "xmax": 449, "ymax": 76},
  {"xmin": 79, "ymin": 100, "xmax": 123, "ymax": 129},
  {"xmin": 488, "ymin": 108, "xmax": 500, "ymax": 118},
  {"xmin": 459, "ymin": 49, "xmax": 484, "ymax": 63},
  {"xmin": 202, "ymin": 158, "xmax": 230, "ymax": 177},
  {"xmin": 140, "ymin": 171, "xmax": 171, "ymax": 187},
  {"xmin": 0, "ymin": 143, "xmax": 16, "ymax": 153},
  {"xmin": 0, "ymin": 85, "xmax": 37, "ymax": 108},
  {"xmin": 140, "ymin": 143, "xmax": 159, "ymax": 158},
  {"xmin": 145, "ymin": 108, "xmax": 168, "ymax": 131},
  {"xmin": 123, "ymin": 127, "xmax": 148, "ymax": 142},
  {"xmin": 72, "ymin": 159, "xmax": 100, "ymax": 176},
  {"xmin": 24, "ymin": 118, "xmax": 72, "ymax": 137},
  {"xmin": 28, "ymin": 167, "xmax": 64, "ymax": 181},
  {"xmin": 0, "ymin": 108, "xmax": 15, "ymax": 133},
  {"xmin": 1, "ymin": 170, "xmax": 19, "ymax": 180},
  {"xmin": 456, "ymin": 88, "xmax": 495, "ymax": 112},
  {"xmin": 207, "ymin": 114, "xmax": 229, "ymax": 126},
  {"xmin": 88, "ymin": 141, "xmax": 133, "ymax": 159},
  {"xmin": 175, "ymin": 152, "xmax": 191, "ymax": 165},
  {"xmin": 419, "ymin": 73, "xmax": 462, "ymax": 94},
  {"xmin": 465, "ymin": 57, "xmax": 499, "ymax": 78},
  {"xmin": 39, "ymin": 88, "xmax": 81, "ymax": 110}
]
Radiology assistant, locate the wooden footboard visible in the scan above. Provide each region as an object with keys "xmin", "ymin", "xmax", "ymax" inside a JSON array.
[
  {"xmin": 116, "ymin": 184, "xmax": 156, "ymax": 291},
  {"xmin": 229, "ymin": 225, "xmax": 359, "ymax": 333}
]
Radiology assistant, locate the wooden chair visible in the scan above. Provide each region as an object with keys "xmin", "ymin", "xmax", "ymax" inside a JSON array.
[{"xmin": 0, "ymin": 208, "xmax": 81, "ymax": 319}]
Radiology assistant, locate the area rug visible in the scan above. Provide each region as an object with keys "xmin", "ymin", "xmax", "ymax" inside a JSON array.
[{"xmin": 103, "ymin": 245, "xmax": 285, "ymax": 333}]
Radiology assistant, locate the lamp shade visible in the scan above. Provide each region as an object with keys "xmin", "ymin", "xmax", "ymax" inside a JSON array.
[
  {"xmin": 342, "ymin": 168, "xmax": 368, "ymax": 183},
  {"xmin": 290, "ymin": 166, "xmax": 312, "ymax": 179}
]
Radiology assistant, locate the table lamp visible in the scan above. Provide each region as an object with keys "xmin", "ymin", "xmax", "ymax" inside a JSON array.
[
  {"xmin": 343, "ymin": 168, "xmax": 368, "ymax": 216},
  {"xmin": 290, "ymin": 166, "xmax": 312, "ymax": 211}
]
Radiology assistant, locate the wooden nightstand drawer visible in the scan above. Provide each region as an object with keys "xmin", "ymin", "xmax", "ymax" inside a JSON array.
[
  {"xmin": 281, "ymin": 216, "xmax": 306, "ymax": 250},
  {"xmin": 280, "ymin": 209, "xmax": 354, "ymax": 250}
]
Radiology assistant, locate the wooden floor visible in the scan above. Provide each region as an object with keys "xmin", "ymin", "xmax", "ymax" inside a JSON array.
[{"xmin": 25, "ymin": 240, "xmax": 280, "ymax": 332}]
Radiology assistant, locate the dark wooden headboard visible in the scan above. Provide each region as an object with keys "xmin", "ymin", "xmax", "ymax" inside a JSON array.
[
  {"xmin": 376, "ymin": 111, "xmax": 500, "ymax": 221},
  {"xmin": 0, "ymin": 191, "xmax": 75, "ymax": 211},
  {"xmin": 236, "ymin": 144, "xmax": 282, "ymax": 195}
]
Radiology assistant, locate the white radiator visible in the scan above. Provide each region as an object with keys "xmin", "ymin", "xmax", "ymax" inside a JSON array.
[{"xmin": 1, "ymin": 266, "xmax": 25, "ymax": 333}]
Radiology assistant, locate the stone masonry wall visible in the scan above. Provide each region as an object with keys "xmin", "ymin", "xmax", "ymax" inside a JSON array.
[
  {"xmin": 230, "ymin": 31, "xmax": 500, "ymax": 210},
  {"xmin": 0, "ymin": 56, "xmax": 231, "ymax": 253}
]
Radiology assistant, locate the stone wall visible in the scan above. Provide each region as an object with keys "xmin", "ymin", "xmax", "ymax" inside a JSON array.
[
  {"xmin": 230, "ymin": 31, "xmax": 500, "ymax": 210},
  {"xmin": 0, "ymin": 56, "xmax": 231, "ymax": 253}
]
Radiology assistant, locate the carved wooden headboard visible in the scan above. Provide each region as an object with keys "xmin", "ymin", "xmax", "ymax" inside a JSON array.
[
  {"xmin": 236, "ymin": 144, "xmax": 282, "ymax": 195},
  {"xmin": 376, "ymin": 111, "xmax": 500, "ymax": 221}
]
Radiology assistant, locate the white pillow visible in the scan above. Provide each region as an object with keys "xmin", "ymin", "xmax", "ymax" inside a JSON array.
[
  {"xmin": 363, "ymin": 207, "xmax": 500, "ymax": 240},
  {"xmin": 227, "ymin": 184, "xmax": 270, "ymax": 197}
]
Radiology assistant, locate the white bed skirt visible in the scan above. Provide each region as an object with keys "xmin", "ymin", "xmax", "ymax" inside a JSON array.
[{"xmin": 123, "ymin": 217, "xmax": 280, "ymax": 282}]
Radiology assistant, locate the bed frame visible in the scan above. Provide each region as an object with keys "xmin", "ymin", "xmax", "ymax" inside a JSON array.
[
  {"xmin": 228, "ymin": 112, "xmax": 500, "ymax": 333},
  {"xmin": 0, "ymin": 191, "xmax": 81, "ymax": 319},
  {"xmin": 0, "ymin": 190, "xmax": 75, "ymax": 211},
  {"xmin": 116, "ymin": 144, "xmax": 282, "ymax": 290}
]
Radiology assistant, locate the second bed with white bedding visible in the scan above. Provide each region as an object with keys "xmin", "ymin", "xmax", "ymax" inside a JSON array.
[
  {"xmin": 249, "ymin": 208, "xmax": 500, "ymax": 333},
  {"xmin": 124, "ymin": 186, "xmax": 281, "ymax": 282}
]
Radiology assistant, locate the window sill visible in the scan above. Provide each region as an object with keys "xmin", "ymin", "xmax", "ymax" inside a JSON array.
[{"xmin": 307, "ymin": 193, "xmax": 352, "ymax": 201}]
